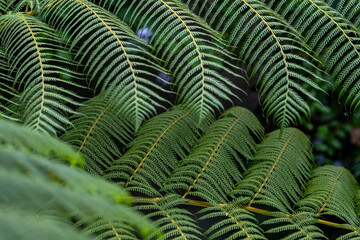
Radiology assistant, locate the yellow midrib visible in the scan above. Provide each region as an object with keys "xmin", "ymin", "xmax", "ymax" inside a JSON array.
[
  {"xmin": 308, "ymin": 0, "xmax": 360, "ymax": 58},
  {"xmin": 126, "ymin": 111, "xmax": 191, "ymax": 187},
  {"xmin": 77, "ymin": 100, "xmax": 114, "ymax": 153},
  {"xmin": 159, "ymin": 0, "xmax": 205, "ymax": 110},
  {"xmin": 75, "ymin": 0, "xmax": 139, "ymax": 125},
  {"xmin": 242, "ymin": 0, "xmax": 291, "ymax": 123},
  {"xmin": 166, "ymin": 213, "xmax": 188, "ymax": 240},
  {"xmin": 111, "ymin": 226, "xmax": 122, "ymax": 240},
  {"xmin": 317, "ymin": 168, "xmax": 344, "ymax": 216},
  {"xmin": 20, "ymin": 17, "xmax": 45, "ymax": 129},
  {"xmin": 248, "ymin": 132, "xmax": 296, "ymax": 206},
  {"xmin": 182, "ymin": 110, "xmax": 245, "ymax": 199}
]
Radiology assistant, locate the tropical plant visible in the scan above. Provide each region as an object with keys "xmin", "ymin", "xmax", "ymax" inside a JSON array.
[{"xmin": 1, "ymin": 0, "xmax": 360, "ymax": 239}]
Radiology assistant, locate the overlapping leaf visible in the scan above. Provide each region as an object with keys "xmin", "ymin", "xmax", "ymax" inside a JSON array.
[
  {"xmin": 89, "ymin": 0, "xmax": 245, "ymax": 122},
  {"xmin": 0, "ymin": 13, "xmax": 80, "ymax": 135},
  {"xmin": 232, "ymin": 128, "xmax": 313, "ymax": 213},
  {"xmin": 264, "ymin": 0, "xmax": 360, "ymax": 111},
  {"xmin": 184, "ymin": 0, "xmax": 325, "ymax": 128},
  {"xmin": 61, "ymin": 94, "xmax": 133, "ymax": 175},
  {"xmin": 40, "ymin": 0, "xmax": 169, "ymax": 130},
  {"xmin": 163, "ymin": 107, "xmax": 263, "ymax": 203},
  {"xmin": 106, "ymin": 107, "xmax": 209, "ymax": 196}
]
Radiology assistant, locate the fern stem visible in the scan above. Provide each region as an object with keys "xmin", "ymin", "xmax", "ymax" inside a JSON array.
[{"xmin": 131, "ymin": 196, "xmax": 354, "ymax": 231}]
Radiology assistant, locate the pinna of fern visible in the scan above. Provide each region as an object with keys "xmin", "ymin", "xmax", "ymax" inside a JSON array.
[
  {"xmin": 163, "ymin": 106, "xmax": 263, "ymax": 203},
  {"xmin": 105, "ymin": 106, "xmax": 209, "ymax": 197},
  {"xmin": 0, "ymin": 49, "xmax": 18, "ymax": 121},
  {"xmin": 61, "ymin": 94, "xmax": 134, "ymax": 176},
  {"xmin": 89, "ymin": 0, "xmax": 245, "ymax": 123},
  {"xmin": 185, "ymin": 0, "xmax": 325, "ymax": 129},
  {"xmin": 264, "ymin": 0, "xmax": 360, "ymax": 111},
  {"xmin": 231, "ymin": 128, "xmax": 313, "ymax": 213},
  {"xmin": 0, "ymin": 12, "xmax": 81, "ymax": 135},
  {"xmin": 323, "ymin": 0, "xmax": 360, "ymax": 29},
  {"xmin": 0, "ymin": 119, "xmax": 156, "ymax": 240},
  {"xmin": 39, "ymin": 0, "xmax": 170, "ymax": 130},
  {"xmin": 134, "ymin": 194, "xmax": 203, "ymax": 240}
]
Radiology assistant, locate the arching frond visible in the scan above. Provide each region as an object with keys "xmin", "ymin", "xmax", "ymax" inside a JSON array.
[
  {"xmin": 322, "ymin": 0, "xmax": 360, "ymax": 29},
  {"xmin": 198, "ymin": 203, "xmax": 266, "ymax": 240},
  {"xmin": 106, "ymin": 107, "xmax": 209, "ymax": 197},
  {"xmin": 0, "ymin": 142, "xmax": 156, "ymax": 239},
  {"xmin": 232, "ymin": 128, "xmax": 313, "ymax": 213},
  {"xmin": 75, "ymin": 216, "xmax": 139, "ymax": 240},
  {"xmin": 264, "ymin": 0, "xmax": 360, "ymax": 111},
  {"xmin": 40, "ymin": 0, "xmax": 169, "ymax": 130},
  {"xmin": 296, "ymin": 165, "xmax": 359, "ymax": 226},
  {"xmin": 92, "ymin": 0, "xmax": 245, "ymax": 122},
  {"xmin": 0, "ymin": 13, "xmax": 80, "ymax": 135},
  {"xmin": 0, "ymin": 49, "xmax": 19, "ymax": 121},
  {"xmin": 184, "ymin": 0, "xmax": 324, "ymax": 129},
  {"xmin": 0, "ymin": 118, "xmax": 83, "ymax": 166},
  {"xmin": 263, "ymin": 212, "xmax": 326, "ymax": 240},
  {"xmin": 134, "ymin": 194, "xmax": 202, "ymax": 240},
  {"xmin": 61, "ymin": 94, "xmax": 133, "ymax": 175},
  {"xmin": 337, "ymin": 227, "xmax": 360, "ymax": 240},
  {"xmin": 163, "ymin": 107, "xmax": 263, "ymax": 203}
]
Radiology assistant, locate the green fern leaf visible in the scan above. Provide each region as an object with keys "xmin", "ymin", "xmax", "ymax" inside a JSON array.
[
  {"xmin": 296, "ymin": 165, "xmax": 359, "ymax": 226},
  {"xmin": 0, "ymin": 49, "xmax": 19, "ymax": 121},
  {"xmin": 198, "ymin": 202, "xmax": 266, "ymax": 240},
  {"xmin": 337, "ymin": 227, "xmax": 360, "ymax": 240},
  {"xmin": 232, "ymin": 128, "xmax": 313, "ymax": 213},
  {"xmin": 163, "ymin": 106, "xmax": 263, "ymax": 203},
  {"xmin": 92, "ymin": 0, "xmax": 245, "ymax": 122},
  {"xmin": 0, "ymin": 13, "xmax": 80, "ymax": 135},
  {"xmin": 134, "ymin": 194, "xmax": 202, "ymax": 240},
  {"xmin": 0, "ymin": 118, "xmax": 83, "ymax": 166},
  {"xmin": 0, "ymin": 141, "xmax": 156, "ymax": 239},
  {"xmin": 40, "ymin": 0, "xmax": 169, "ymax": 130},
  {"xmin": 61, "ymin": 94, "xmax": 133, "ymax": 175},
  {"xmin": 106, "ymin": 107, "xmax": 209, "ymax": 197},
  {"xmin": 75, "ymin": 216, "xmax": 139, "ymax": 240},
  {"xmin": 263, "ymin": 212, "xmax": 326, "ymax": 240},
  {"xmin": 322, "ymin": 0, "xmax": 360, "ymax": 30},
  {"xmin": 264, "ymin": 0, "xmax": 360, "ymax": 111},
  {"xmin": 184, "ymin": 0, "xmax": 324, "ymax": 129}
]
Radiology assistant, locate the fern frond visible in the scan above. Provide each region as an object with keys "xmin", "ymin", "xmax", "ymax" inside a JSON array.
[
  {"xmin": 322, "ymin": 0, "xmax": 360, "ymax": 29},
  {"xmin": 184, "ymin": 0, "xmax": 324, "ymax": 129},
  {"xmin": 0, "ymin": 146, "xmax": 156, "ymax": 239},
  {"xmin": 106, "ymin": 107, "xmax": 209, "ymax": 196},
  {"xmin": 163, "ymin": 106, "xmax": 263, "ymax": 203},
  {"xmin": 134, "ymin": 194, "xmax": 202, "ymax": 240},
  {"xmin": 263, "ymin": 212, "xmax": 326, "ymax": 240},
  {"xmin": 61, "ymin": 94, "xmax": 133, "ymax": 175},
  {"xmin": 40, "ymin": 0, "xmax": 169, "ymax": 130},
  {"xmin": 232, "ymin": 128, "xmax": 313, "ymax": 213},
  {"xmin": 75, "ymin": 216, "xmax": 139, "ymax": 240},
  {"xmin": 0, "ymin": 118, "xmax": 83, "ymax": 166},
  {"xmin": 337, "ymin": 227, "xmax": 360, "ymax": 240},
  {"xmin": 0, "ymin": 49, "xmax": 19, "ymax": 121},
  {"xmin": 94, "ymin": 0, "xmax": 245, "ymax": 122},
  {"xmin": 0, "ymin": 13, "xmax": 80, "ymax": 135},
  {"xmin": 198, "ymin": 202, "xmax": 266, "ymax": 239},
  {"xmin": 296, "ymin": 165, "xmax": 359, "ymax": 226},
  {"xmin": 0, "ymin": 209, "xmax": 88, "ymax": 240},
  {"xmin": 264, "ymin": 0, "xmax": 360, "ymax": 111}
]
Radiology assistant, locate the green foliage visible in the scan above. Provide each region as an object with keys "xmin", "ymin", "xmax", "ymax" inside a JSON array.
[
  {"xmin": 0, "ymin": 119, "xmax": 156, "ymax": 239},
  {"xmin": 232, "ymin": 128, "xmax": 313, "ymax": 213},
  {"xmin": 1, "ymin": 0, "xmax": 360, "ymax": 239}
]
